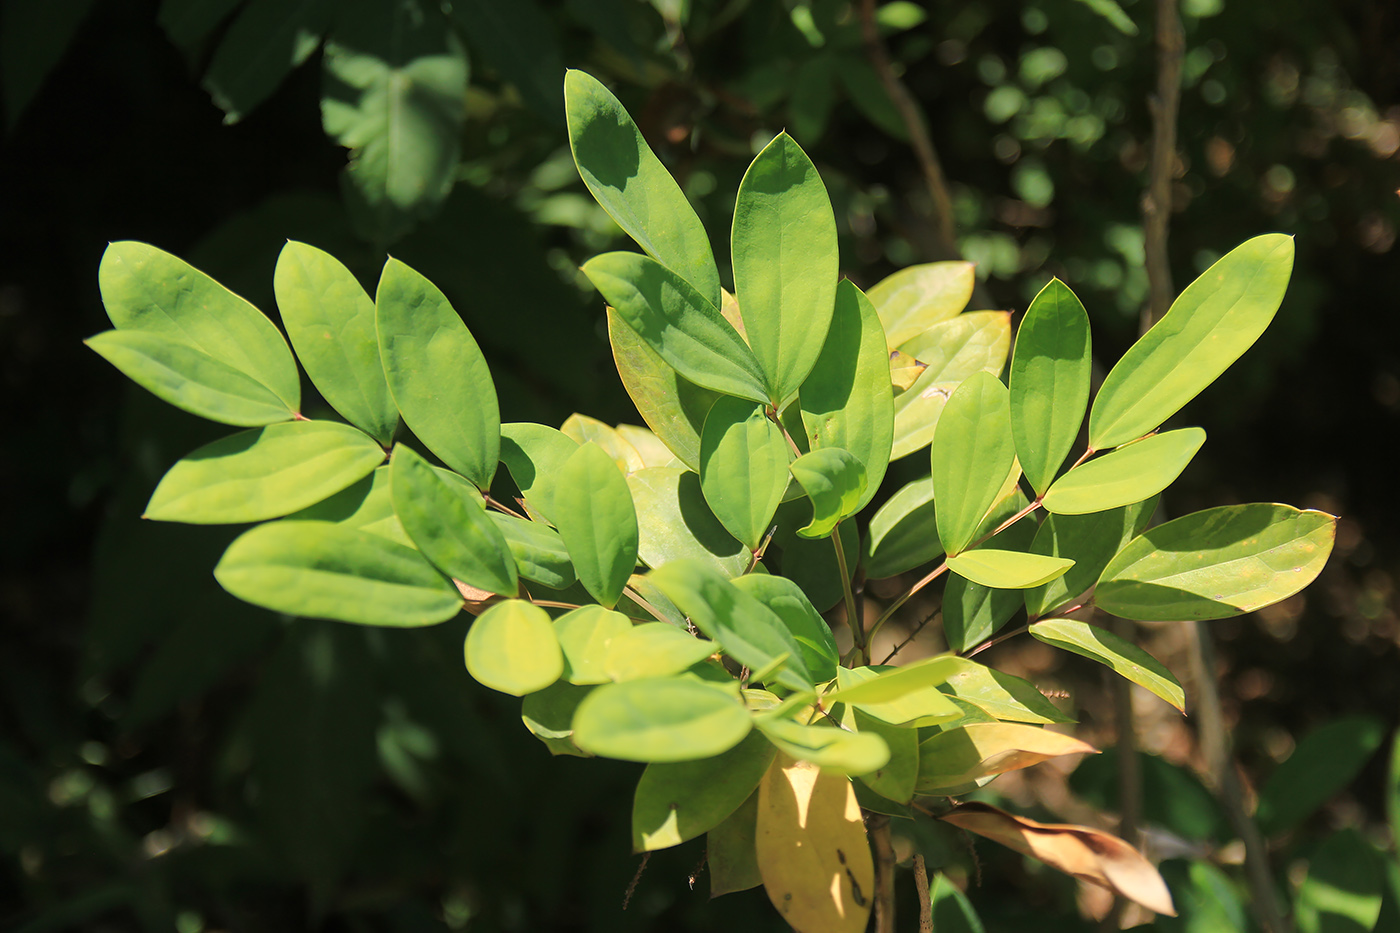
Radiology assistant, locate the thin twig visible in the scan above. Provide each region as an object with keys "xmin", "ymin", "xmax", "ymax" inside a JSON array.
[
  {"xmin": 869, "ymin": 815, "xmax": 896, "ymax": 933},
  {"xmin": 623, "ymin": 852, "xmax": 651, "ymax": 909},
  {"xmin": 963, "ymin": 624, "xmax": 1028, "ymax": 659},
  {"xmin": 483, "ymin": 493, "xmax": 528, "ymax": 519},
  {"xmin": 914, "ymin": 855, "xmax": 934, "ymax": 933},
  {"xmin": 880, "ymin": 609, "xmax": 939, "ymax": 665}
]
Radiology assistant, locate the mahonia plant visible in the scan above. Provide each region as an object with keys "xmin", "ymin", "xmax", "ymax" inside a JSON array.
[{"xmin": 87, "ymin": 69, "xmax": 1336, "ymax": 932}]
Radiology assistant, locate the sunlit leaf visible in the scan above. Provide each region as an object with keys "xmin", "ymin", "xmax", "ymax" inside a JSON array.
[
  {"xmin": 789, "ymin": 448, "xmax": 866, "ymax": 538},
  {"xmin": 1043, "ymin": 428, "xmax": 1204, "ymax": 515},
  {"xmin": 943, "ymin": 501, "xmax": 1036, "ymax": 651},
  {"xmin": 891, "ymin": 311, "xmax": 1010, "ymax": 459},
  {"xmin": 626, "ymin": 467, "xmax": 747, "ymax": 576},
  {"xmin": 916, "ymin": 722, "xmax": 1097, "ymax": 794},
  {"xmin": 756, "ymin": 714, "xmax": 889, "ymax": 774},
  {"xmin": 463, "ymin": 599, "xmax": 562, "ymax": 696},
  {"xmin": 1095, "ymin": 504, "xmax": 1336, "ymax": 621},
  {"xmin": 946, "ymin": 548, "xmax": 1074, "ymax": 589},
  {"xmin": 552, "ymin": 442, "xmax": 639, "ymax": 609},
  {"xmin": 941, "ymin": 802, "xmax": 1175, "ymax": 915},
  {"xmin": 554, "ymin": 605, "xmax": 633, "ymax": 685},
  {"xmin": 1024, "ymin": 498, "xmax": 1157, "ymax": 620},
  {"xmin": 850, "ymin": 709, "xmax": 919, "ymax": 804},
  {"xmin": 699, "ymin": 397, "xmax": 791, "ymax": 551},
  {"xmin": 146, "ymin": 421, "xmax": 385, "ymax": 524},
  {"xmin": 938, "ymin": 657, "xmax": 1072, "ymax": 724},
  {"xmin": 376, "ymin": 257, "xmax": 498, "ymax": 489},
  {"xmin": 565, "ymin": 69, "xmax": 721, "ymax": 307},
  {"xmin": 867, "ymin": 260, "xmax": 975, "ymax": 348},
  {"xmin": 1029, "ymin": 618, "xmax": 1184, "ymax": 711},
  {"xmin": 561, "ymin": 412, "xmax": 644, "ymax": 473},
  {"xmin": 1089, "ymin": 235, "xmax": 1294, "ymax": 449},
  {"xmin": 571, "ymin": 677, "xmax": 751, "ymax": 762},
  {"xmin": 731, "ymin": 575, "xmax": 839, "ymax": 685},
  {"xmin": 757, "ymin": 755, "xmax": 873, "ymax": 933},
  {"xmin": 289, "ymin": 465, "xmax": 411, "ymax": 546},
  {"xmin": 603, "ymin": 623, "xmax": 716, "ymax": 681},
  {"xmin": 499, "ymin": 422, "xmax": 578, "ymax": 523},
  {"xmin": 931, "ymin": 371, "xmax": 1016, "ymax": 555},
  {"xmin": 489, "ymin": 513, "xmax": 574, "ymax": 589},
  {"xmin": 632, "ymin": 730, "xmax": 775, "ymax": 851},
  {"xmin": 1009, "ymin": 278, "xmax": 1091, "ymax": 496},
  {"xmin": 616, "ymin": 424, "xmax": 680, "ymax": 468},
  {"xmin": 215, "ymin": 520, "xmax": 461, "ymax": 626}
]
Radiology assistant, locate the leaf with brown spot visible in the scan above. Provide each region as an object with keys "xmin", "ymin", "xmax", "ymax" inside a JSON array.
[
  {"xmin": 940, "ymin": 802, "xmax": 1176, "ymax": 916},
  {"xmin": 757, "ymin": 755, "xmax": 873, "ymax": 933}
]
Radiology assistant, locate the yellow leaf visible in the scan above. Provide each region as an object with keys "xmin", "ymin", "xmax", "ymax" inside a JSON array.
[
  {"xmin": 888, "ymin": 349, "xmax": 927, "ymax": 391},
  {"xmin": 941, "ymin": 802, "xmax": 1176, "ymax": 916},
  {"xmin": 917, "ymin": 722, "xmax": 1097, "ymax": 794},
  {"xmin": 757, "ymin": 755, "xmax": 873, "ymax": 933}
]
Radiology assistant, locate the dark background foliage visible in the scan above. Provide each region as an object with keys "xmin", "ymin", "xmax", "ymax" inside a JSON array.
[{"xmin": 2, "ymin": 0, "xmax": 1398, "ymax": 929}]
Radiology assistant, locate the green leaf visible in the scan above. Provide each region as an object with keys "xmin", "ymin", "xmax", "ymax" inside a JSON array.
[
  {"xmin": 553, "ymin": 443, "xmax": 640, "ymax": 608},
  {"xmin": 867, "ymin": 260, "xmax": 976, "ymax": 348},
  {"xmin": 1024, "ymin": 498, "xmax": 1157, "ymax": 619},
  {"xmin": 851, "ymin": 709, "xmax": 919, "ymax": 804},
  {"xmin": 931, "ymin": 371, "xmax": 1017, "ymax": 555},
  {"xmin": 289, "ymin": 466, "xmax": 411, "ymax": 545},
  {"xmin": 915, "ymin": 722, "xmax": 1097, "ymax": 795},
  {"xmin": 98, "ymin": 241, "xmax": 300, "ymax": 408},
  {"xmin": 1071, "ymin": 749, "xmax": 1227, "ymax": 842},
  {"xmin": 1295, "ymin": 829, "xmax": 1385, "ymax": 933},
  {"xmin": 1089, "ymin": 235, "xmax": 1295, "ymax": 449},
  {"xmin": 321, "ymin": 0, "xmax": 468, "ymax": 243},
  {"xmin": 1157, "ymin": 860, "xmax": 1246, "ymax": 933},
  {"xmin": 798, "ymin": 279, "xmax": 895, "ymax": 511},
  {"xmin": 378, "ymin": 257, "xmax": 500, "ymax": 488},
  {"xmin": 708, "ymin": 792, "xmax": 763, "ymax": 897},
  {"xmin": 1255, "ymin": 716, "xmax": 1385, "ymax": 837},
  {"xmin": 1095, "ymin": 504, "xmax": 1337, "ymax": 621},
  {"xmin": 274, "ymin": 241, "xmax": 397, "ymax": 444},
  {"xmin": 2, "ymin": 0, "xmax": 97, "ymax": 132},
  {"xmin": 828, "ymin": 656, "xmax": 963, "ymax": 720},
  {"xmin": 699, "ymin": 397, "xmax": 791, "ymax": 551},
  {"xmin": 146, "ymin": 421, "xmax": 385, "ymax": 524},
  {"xmin": 489, "ymin": 514, "xmax": 574, "ymax": 589},
  {"xmin": 864, "ymin": 476, "xmax": 941, "ymax": 578},
  {"xmin": 389, "ymin": 445, "xmax": 517, "ymax": 595},
  {"xmin": 632, "ymin": 730, "xmax": 775, "ymax": 851},
  {"xmin": 617, "ymin": 424, "xmax": 679, "ymax": 468},
  {"xmin": 627, "ymin": 467, "xmax": 748, "ymax": 576},
  {"xmin": 565, "ymin": 69, "xmax": 721, "ymax": 307},
  {"xmin": 86, "ymin": 329, "xmax": 296, "ymax": 426},
  {"xmin": 891, "ymin": 311, "xmax": 1011, "ymax": 460},
  {"xmin": 754, "ymin": 715, "xmax": 890, "ymax": 775},
  {"xmin": 1043, "ymin": 428, "xmax": 1204, "ymax": 515},
  {"xmin": 730, "ymin": 575, "xmax": 839, "ymax": 685},
  {"xmin": 607, "ymin": 308, "xmax": 720, "ymax": 472},
  {"xmin": 572, "ymin": 677, "xmax": 751, "ymax": 762},
  {"xmin": 561, "ymin": 412, "xmax": 643, "ymax": 473},
  {"xmin": 463, "ymin": 599, "xmax": 563, "ymax": 696},
  {"xmin": 788, "ymin": 448, "xmax": 866, "ymax": 538},
  {"xmin": 1029, "ymin": 618, "xmax": 1184, "ymax": 711},
  {"xmin": 946, "ymin": 548, "xmax": 1074, "ymax": 589},
  {"xmin": 499, "ymin": 422, "xmax": 578, "ymax": 523},
  {"xmin": 553, "ymin": 605, "xmax": 633, "ymax": 685},
  {"xmin": 647, "ymin": 560, "xmax": 812, "ymax": 691},
  {"xmin": 215, "ymin": 521, "xmax": 461, "ymax": 625},
  {"xmin": 604, "ymin": 623, "xmax": 717, "ymax": 682},
  {"xmin": 583, "ymin": 252, "xmax": 767, "ymax": 402},
  {"xmin": 521, "ymin": 680, "xmax": 594, "ymax": 757},
  {"xmin": 1009, "ymin": 278, "xmax": 1092, "ymax": 496},
  {"xmin": 938, "ymin": 658, "xmax": 1072, "ymax": 725},
  {"xmin": 449, "ymin": 0, "xmax": 563, "ymax": 120},
  {"xmin": 202, "ymin": 0, "xmax": 330, "ymax": 123},
  {"xmin": 943, "ymin": 504, "xmax": 1037, "ymax": 651},
  {"xmin": 1073, "ymin": 0, "xmax": 1138, "ymax": 35},
  {"xmin": 731, "ymin": 132, "xmax": 837, "ymax": 401}
]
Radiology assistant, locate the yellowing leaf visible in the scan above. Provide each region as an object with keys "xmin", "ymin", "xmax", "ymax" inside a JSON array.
[
  {"xmin": 917, "ymin": 722, "xmax": 1097, "ymax": 794},
  {"xmin": 940, "ymin": 802, "xmax": 1176, "ymax": 916},
  {"xmin": 757, "ymin": 756, "xmax": 873, "ymax": 933}
]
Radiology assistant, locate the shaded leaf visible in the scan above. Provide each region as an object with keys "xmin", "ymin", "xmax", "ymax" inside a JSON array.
[
  {"xmin": 771, "ymin": 498, "xmax": 860, "ymax": 611},
  {"xmin": 1071, "ymin": 749, "xmax": 1227, "ymax": 843},
  {"xmin": 289, "ymin": 466, "xmax": 410, "ymax": 545},
  {"xmin": 938, "ymin": 657, "xmax": 1073, "ymax": 724},
  {"xmin": 757, "ymin": 755, "xmax": 874, "ymax": 933},
  {"xmin": 463, "ymin": 599, "xmax": 563, "ymax": 696},
  {"xmin": 850, "ymin": 709, "xmax": 919, "ymax": 804},
  {"xmin": 708, "ymin": 792, "xmax": 763, "ymax": 897},
  {"xmin": 941, "ymin": 802, "xmax": 1175, "ymax": 915},
  {"xmin": 215, "ymin": 520, "xmax": 461, "ymax": 625},
  {"xmin": 700, "ymin": 397, "xmax": 791, "ymax": 551},
  {"xmin": 1024, "ymin": 498, "xmax": 1157, "ymax": 620},
  {"xmin": 731, "ymin": 575, "xmax": 839, "ymax": 685},
  {"xmin": 1256, "ymin": 716, "xmax": 1385, "ymax": 837},
  {"xmin": 864, "ymin": 476, "xmax": 941, "ymax": 579},
  {"xmin": 1096, "ymin": 504, "xmax": 1337, "ymax": 621},
  {"xmin": 942, "ymin": 501, "xmax": 1037, "ymax": 651},
  {"xmin": 521, "ymin": 680, "xmax": 594, "ymax": 758},
  {"xmin": 1295, "ymin": 829, "xmax": 1385, "ymax": 933},
  {"xmin": 203, "ymin": 0, "xmax": 330, "ymax": 123},
  {"xmin": 632, "ymin": 731, "xmax": 775, "ymax": 851},
  {"xmin": 146, "ymin": 421, "xmax": 385, "ymax": 524},
  {"xmin": 450, "ymin": 0, "xmax": 563, "ymax": 119},
  {"xmin": 1030, "ymin": 618, "xmax": 1184, "ymax": 711},
  {"xmin": 490, "ymin": 513, "xmax": 575, "ymax": 589},
  {"xmin": 789, "ymin": 448, "xmax": 866, "ymax": 538},
  {"xmin": 572, "ymin": 677, "xmax": 751, "ymax": 762},
  {"xmin": 553, "ymin": 442, "xmax": 639, "ymax": 609},
  {"xmin": 930, "ymin": 874, "xmax": 986, "ymax": 933},
  {"xmin": 498, "ymin": 422, "xmax": 578, "ymax": 523},
  {"xmin": 627, "ymin": 467, "xmax": 747, "ymax": 576}
]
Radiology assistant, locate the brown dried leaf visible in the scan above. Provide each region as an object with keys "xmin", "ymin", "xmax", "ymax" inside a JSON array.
[{"xmin": 940, "ymin": 802, "xmax": 1176, "ymax": 916}]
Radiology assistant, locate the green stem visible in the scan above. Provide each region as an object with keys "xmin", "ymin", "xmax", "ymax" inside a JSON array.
[{"xmin": 830, "ymin": 524, "xmax": 864, "ymax": 662}]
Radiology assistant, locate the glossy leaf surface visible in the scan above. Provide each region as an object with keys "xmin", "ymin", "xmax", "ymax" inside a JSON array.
[
  {"xmin": 571, "ymin": 677, "xmax": 750, "ymax": 762},
  {"xmin": 626, "ymin": 467, "xmax": 747, "ymax": 576},
  {"xmin": 1095, "ymin": 504, "xmax": 1336, "ymax": 621},
  {"xmin": 1030, "ymin": 618, "xmax": 1184, "ymax": 711},
  {"xmin": 1009, "ymin": 278, "xmax": 1091, "ymax": 495},
  {"xmin": 757, "ymin": 756, "xmax": 873, "ymax": 933},
  {"xmin": 146, "ymin": 421, "xmax": 385, "ymax": 524},
  {"xmin": 463, "ymin": 600, "xmax": 563, "ymax": 696},
  {"xmin": 946, "ymin": 548, "xmax": 1074, "ymax": 589},
  {"xmin": 565, "ymin": 69, "xmax": 720, "ymax": 307},
  {"xmin": 86, "ymin": 329, "xmax": 295, "ymax": 426},
  {"xmin": 552, "ymin": 443, "xmax": 639, "ymax": 609},
  {"xmin": 699, "ymin": 397, "xmax": 791, "ymax": 551},
  {"xmin": 583, "ymin": 252, "xmax": 766, "ymax": 402},
  {"xmin": 755, "ymin": 716, "xmax": 890, "ymax": 775},
  {"xmin": 215, "ymin": 521, "xmax": 461, "ymax": 626},
  {"xmin": 390, "ymin": 445, "xmax": 517, "ymax": 596},
  {"xmin": 376, "ymin": 257, "xmax": 498, "ymax": 489},
  {"xmin": 867, "ymin": 260, "xmax": 975, "ymax": 348},
  {"xmin": 891, "ymin": 311, "xmax": 1010, "ymax": 459},
  {"xmin": 931, "ymin": 371, "xmax": 1016, "ymax": 555},
  {"xmin": 632, "ymin": 731, "xmax": 774, "ymax": 851},
  {"xmin": 1042, "ymin": 428, "xmax": 1204, "ymax": 515},
  {"xmin": 833, "ymin": 665, "xmax": 962, "ymax": 727},
  {"xmin": 560, "ymin": 412, "xmax": 643, "ymax": 473},
  {"xmin": 788, "ymin": 448, "xmax": 866, "ymax": 538},
  {"xmin": 798, "ymin": 279, "xmax": 894, "ymax": 510},
  {"xmin": 274, "ymin": 240, "xmax": 397, "ymax": 443},
  {"xmin": 98, "ymin": 241, "xmax": 299, "ymax": 407},
  {"xmin": 732, "ymin": 132, "xmax": 837, "ymax": 401},
  {"xmin": 942, "ymin": 507, "xmax": 1036, "ymax": 652},
  {"xmin": 730, "ymin": 575, "xmax": 839, "ymax": 685},
  {"xmin": 1024, "ymin": 498, "xmax": 1157, "ymax": 619},
  {"xmin": 1089, "ymin": 234, "xmax": 1294, "ymax": 449}
]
